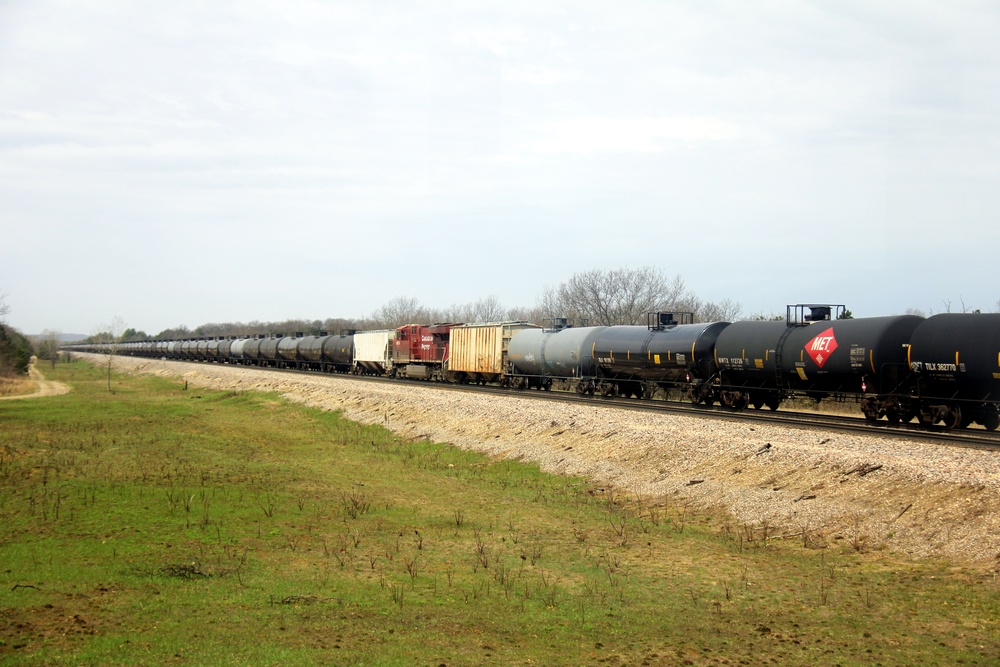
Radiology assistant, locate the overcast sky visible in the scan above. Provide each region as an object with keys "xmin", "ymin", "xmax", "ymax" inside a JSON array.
[{"xmin": 2, "ymin": 1, "xmax": 998, "ymax": 335}]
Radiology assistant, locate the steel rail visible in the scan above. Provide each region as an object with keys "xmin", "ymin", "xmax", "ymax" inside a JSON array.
[{"xmin": 114, "ymin": 355, "xmax": 1000, "ymax": 451}]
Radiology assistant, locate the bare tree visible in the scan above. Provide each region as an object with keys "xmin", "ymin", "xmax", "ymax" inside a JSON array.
[
  {"xmin": 530, "ymin": 285, "xmax": 566, "ymax": 324},
  {"xmin": 941, "ymin": 297, "xmax": 981, "ymax": 314},
  {"xmin": 698, "ymin": 298, "xmax": 743, "ymax": 323},
  {"xmin": 93, "ymin": 317, "xmax": 126, "ymax": 393},
  {"xmin": 536, "ymin": 267, "xmax": 708, "ymax": 326},
  {"xmin": 468, "ymin": 295, "xmax": 508, "ymax": 322},
  {"xmin": 370, "ymin": 296, "xmax": 431, "ymax": 329},
  {"xmin": 441, "ymin": 295, "xmax": 510, "ymax": 324},
  {"xmin": 36, "ymin": 329, "xmax": 62, "ymax": 369},
  {"xmin": 0, "ymin": 291, "xmax": 9, "ymax": 324},
  {"xmin": 506, "ymin": 305, "xmax": 540, "ymax": 324},
  {"xmin": 958, "ymin": 296, "xmax": 981, "ymax": 313}
]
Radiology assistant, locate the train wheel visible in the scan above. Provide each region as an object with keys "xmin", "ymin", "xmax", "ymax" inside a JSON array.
[
  {"xmin": 982, "ymin": 409, "xmax": 999, "ymax": 431},
  {"xmin": 943, "ymin": 406, "xmax": 962, "ymax": 431},
  {"xmin": 765, "ymin": 396, "xmax": 781, "ymax": 411}
]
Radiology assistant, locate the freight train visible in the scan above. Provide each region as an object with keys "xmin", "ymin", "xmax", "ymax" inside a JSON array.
[{"xmin": 65, "ymin": 305, "xmax": 1000, "ymax": 431}]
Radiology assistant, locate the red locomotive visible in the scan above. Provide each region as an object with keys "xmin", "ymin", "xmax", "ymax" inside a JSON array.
[{"xmin": 391, "ymin": 323, "xmax": 460, "ymax": 380}]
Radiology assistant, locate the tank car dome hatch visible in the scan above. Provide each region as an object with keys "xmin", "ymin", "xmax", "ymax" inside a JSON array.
[
  {"xmin": 648, "ymin": 312, "xmax": 695, "ymax": 329},
  {"xmin": 787, "ymin": 304, "xmax": 846, "ymax": 325}
]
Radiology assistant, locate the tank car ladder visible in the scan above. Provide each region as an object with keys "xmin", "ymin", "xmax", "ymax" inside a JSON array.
[{"xmin": 771, "ymin": 324, "xmax": 798, "ymax": 397}]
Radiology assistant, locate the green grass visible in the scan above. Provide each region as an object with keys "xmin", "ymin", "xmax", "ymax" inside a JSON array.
[{"xmin": 0, "ymin": 360, "xmax": 998, "ymax": 665}]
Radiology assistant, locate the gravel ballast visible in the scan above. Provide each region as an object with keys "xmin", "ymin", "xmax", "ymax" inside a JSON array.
[{"xmin": 93, "ymin": 354, "xmax": 1000, "ymax": 565}]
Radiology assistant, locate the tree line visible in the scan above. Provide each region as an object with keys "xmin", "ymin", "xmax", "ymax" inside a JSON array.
[
  {"xmin": 91, "ymin": 267, "xmax": 1000, "ymax": 344},
  {"xmin": 29, "ymin": 268, "xmax": 1000, "ymax": 351},
  {"xmin": 113, "ymin": 268, "xmax": 744, "ymax": 341},
  {"xmin": 0, "ymin": 292, "xmax": 34, "ymax": 376}
]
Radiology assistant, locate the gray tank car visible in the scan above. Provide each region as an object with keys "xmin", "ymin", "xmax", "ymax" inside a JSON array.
[
  {"xmin": 507, "ymin": 322, "xmax": 607, "ymax": 392},
  {"xmin": 216, "ymin": 338, "xmax": 233, "ymax": 360},
  {"xmin": 321, "ymin": 333, "xmax": 354, "ymax": 372},
  {"xmin": 241, "ymin": 336, "xmax": 264, "ymax": 364},
  {"xmin": 258, "ymin": 335, "xmax": 284, "ymax": 367},
  {"xmin": 296, "ymin": 334, "xmax": 326, "ymax": 366},
  {"xmin": 229, "ymin": 337, "xmax": 252, "ymax": 363},
  {"xmin": 276, "ymin": 335, "xmax": 302, "ymax": 364},
  {"xmin": 296, "ymin": 332, "xmax": 354, "ymax": 372}
]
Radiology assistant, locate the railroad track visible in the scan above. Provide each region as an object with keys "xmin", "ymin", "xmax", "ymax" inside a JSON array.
[
  {"xmin": 121, "ymin": 356, "xmax": 1000, "ymax": 451},
  {"xmin": 436, "ymin": 381, "xmax": 1000, "ymax": 450}
]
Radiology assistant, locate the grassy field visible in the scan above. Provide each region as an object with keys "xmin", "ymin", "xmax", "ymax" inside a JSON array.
[{"xmin": 1, "ymin": 360, "xmax": 998, "ymax": 666}]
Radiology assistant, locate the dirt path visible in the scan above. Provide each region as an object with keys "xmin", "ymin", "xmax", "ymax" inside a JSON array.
[{"xmin": 0, "ymin": 363, "xmax": 71, "ymax": 401}]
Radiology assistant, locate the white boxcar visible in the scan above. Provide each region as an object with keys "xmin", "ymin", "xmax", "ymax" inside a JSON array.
[
  {"xmin": 448, "ymin": 322, "xmax": 540, "ymax": 382},
  {"xmin": 354, "ymin": 330, "xmax": 395, "ymax": 374}
]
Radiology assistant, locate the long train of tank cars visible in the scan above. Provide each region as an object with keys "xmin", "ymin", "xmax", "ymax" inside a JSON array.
[{"xmin": 65, "ymin": 304, "xmax": 1000, "ymax": 431}]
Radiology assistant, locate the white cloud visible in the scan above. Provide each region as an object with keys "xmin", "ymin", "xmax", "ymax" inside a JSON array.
[
  {"xmin": 502, "ymin": 66, "xmax": 575, "ymax": 86},
  {"xmin": 454, "ymin": 25, "xmax": 527, "ymax": 57},
  {"xmin": 527, "ymin": 116, "xmax": 742, "ymax": 155}
]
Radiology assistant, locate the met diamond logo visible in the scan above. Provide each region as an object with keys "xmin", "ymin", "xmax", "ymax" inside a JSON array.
[{"xmin": 805, "ymin": 328, "xmax": 838, "ymax": 368}]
